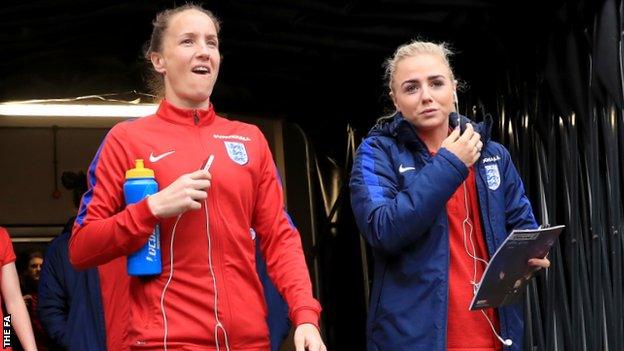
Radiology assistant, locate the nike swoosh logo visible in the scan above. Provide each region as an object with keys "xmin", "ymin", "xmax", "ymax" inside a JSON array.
[
  {"xmin": 399, "ymin": 164, "xmax": 416, "ymax": 173},
  {"xmin": 149, "ymin": 150, "xmax": 175, "ymax": 163}
]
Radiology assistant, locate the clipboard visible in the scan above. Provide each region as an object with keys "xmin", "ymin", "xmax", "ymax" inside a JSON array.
[{"xmin": 469, "ymin": 225, "xmax": 565, "ymax": 310}]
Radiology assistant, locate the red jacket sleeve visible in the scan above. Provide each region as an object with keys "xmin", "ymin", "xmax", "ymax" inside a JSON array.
[
  {"xmin": 251, "ymin": 130, "xmax": 322, "ymax": 328},
  {"xmin": 69, "ymin": 124, "xmax": 159, "ymax": 269},
  {"xmin": 0, "ymin": 227, "xmax": 16, "ymax": 266}
]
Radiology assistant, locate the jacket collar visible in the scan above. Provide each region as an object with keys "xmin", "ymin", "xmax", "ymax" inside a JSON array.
[
  {"xmin": 369, "ymin": 111, "xmax": 492, "ymax": 150},
  {"xmin": 155, "ymin": 99, "xmax": 216, "ymax": 127}
]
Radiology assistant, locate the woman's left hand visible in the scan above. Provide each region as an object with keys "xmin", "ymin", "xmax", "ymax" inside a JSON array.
[
  {"xmin": 528, "ymin": 257, "xmax": 550, "ymax": 269},
  {"xmin": 294, "ymin": 323, "xmax": 327, "ymax": 351}
]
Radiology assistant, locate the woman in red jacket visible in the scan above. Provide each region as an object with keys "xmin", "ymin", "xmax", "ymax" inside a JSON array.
[{"xmin": 70, "ymin": 4, "xmax": 325, "ymax": 351}]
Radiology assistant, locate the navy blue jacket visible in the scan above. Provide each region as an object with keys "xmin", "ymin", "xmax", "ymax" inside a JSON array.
[
  {"xmin": 256, "ymin": 237, "xmax": 291, "ymax": 351},
  {"xmin": 350, "ymin": 113, "xmax": 537, "ymax": 351},
  {"xmin": 38, "ymin": 231, "xmax": 107, "ymax": 351}
]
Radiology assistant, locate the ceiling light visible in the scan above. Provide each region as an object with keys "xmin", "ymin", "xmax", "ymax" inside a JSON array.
[{"xmin": 0, "ymin": 102, "xmax": 158, "ymax": 118}]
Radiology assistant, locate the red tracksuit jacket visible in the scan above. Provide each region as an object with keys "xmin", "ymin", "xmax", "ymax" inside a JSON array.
[{"xmin": 70, "ymin": 99, "xmax": 321, "ymax": 350}]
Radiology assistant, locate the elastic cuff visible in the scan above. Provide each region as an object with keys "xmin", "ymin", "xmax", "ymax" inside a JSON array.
[
  {"xmin": 128, "ymin": 198, "xmax": 160, "ymax": 233},
  {"xmin": 293, "ymin": 308, "xmax": 320, "ymax": 330},
  {"xmin": 437, "ymin": 148, "xmax": 469, "ymax": 179}
]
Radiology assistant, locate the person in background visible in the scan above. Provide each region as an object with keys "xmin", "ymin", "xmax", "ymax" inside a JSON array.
[
  {"xmin": 21, "ymin": 252, "xmax": 43, "ymax": 308},
  {"xmin": 349, "ymin": 40, "xmax": 550, "ymax": 351},
  {"xmin": 0, "ymin": 227, "xmax": 38, "ymax": 350},
  {"xmin": 21, "ymin": 251, "xmax": 50, "ymax": 351},
  {"xmin": 38, "ymin": 171, "xmax": 107, "ymax": 350},
  {"xmin": 38, "ymin": 231, "xmax": 106, "ymax": 351},
  {"xmin": 254, "ymin": 232, "xmax": 292, "ymax": 351},
  {"xmin": 69, "ymin": 4, "xmax": 324, "ymax": 351}
]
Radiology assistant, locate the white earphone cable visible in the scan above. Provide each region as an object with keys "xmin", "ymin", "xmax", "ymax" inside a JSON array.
[
  {"xmin": 161, "ymin": 213, "xmax": 183, "ymax": 351},
  {"xmin": 204, "ymin": 199, "xmax": 231, "ymax": 351},
  {"xmin": 161, "ymin": 154, "xmax": 230, "ymax": 351},
  {"xmin": 461, "ymin": 182, "xmax": 513, "ymax": 347}
]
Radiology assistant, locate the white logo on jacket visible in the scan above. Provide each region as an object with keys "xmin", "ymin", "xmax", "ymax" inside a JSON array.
[
  {"xmin": 399, "ymin": 164, "xmax": 415, "ymax": 173},
  {"xmin": 224, "ymin": 141, "xmax": 248, "ymax": 165},
  {"xmin": 149, "ymin": 150, "xmax": 175, "ymax": 162},
  {"xmin": 482, "ymin": 155, "xmax": 501, "ymax": 163},
  {"xmin": 213, "ymin": 134, "xmax": 251, "ymax": 141},
  {"xmin": 485, "ymin": 164, "xmax": 501, "ymax": 190}
]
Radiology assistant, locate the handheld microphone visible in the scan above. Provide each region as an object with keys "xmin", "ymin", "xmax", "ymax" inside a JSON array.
[
  {"xmin": 453, "ymin": 90, "xmax": 461, "ymax": 131},
  {"xmin": 449, "ymin": 112, "xmax": 464, "ymax": 133}
]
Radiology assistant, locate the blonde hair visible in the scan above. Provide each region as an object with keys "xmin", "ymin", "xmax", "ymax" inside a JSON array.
[{"xmin": 383, "ymin": 40, "xmax": 455, "ymax": 92}]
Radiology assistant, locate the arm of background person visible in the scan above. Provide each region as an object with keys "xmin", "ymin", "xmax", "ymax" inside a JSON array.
[{"xmin": 2, "ymin": 262, "xmax": 38, "ymax": 351}]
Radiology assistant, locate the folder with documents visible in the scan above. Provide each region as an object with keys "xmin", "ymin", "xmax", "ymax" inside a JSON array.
[{"xmin": 469, "ymin": 225, "xmax": 565, "ymax": 310}]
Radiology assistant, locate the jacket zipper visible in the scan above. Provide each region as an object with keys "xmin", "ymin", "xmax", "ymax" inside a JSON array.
[
  {"xmin": 193, "ymin": 110, "xmax": 200, "ymax": 125},
  {"xmin": 476, "ymin": 158, "xmax": 510, "ymax": 341},
  {"xmin": 193, "ymin": 111, "xmax": 232, "ymax": 337}
]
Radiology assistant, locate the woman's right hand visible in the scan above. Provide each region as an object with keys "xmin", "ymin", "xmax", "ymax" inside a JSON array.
[
  {"xmin": 441, "ymin": 123, "xmax": 483, "ymax": 167},
  {"xmin": 147, "ymin": 169, "xmax": 212, "ymax": 218}
]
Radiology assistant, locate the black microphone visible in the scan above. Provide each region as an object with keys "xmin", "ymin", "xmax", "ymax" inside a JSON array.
[{"xmin": 449, "ymin": 112, "xmax": 465, "ymax": 134}]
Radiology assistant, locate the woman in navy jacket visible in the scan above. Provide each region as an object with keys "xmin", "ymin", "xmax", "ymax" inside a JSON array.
[{"xmin": 349, "ymin": 40, "xmax": 550, "ymax": 351}]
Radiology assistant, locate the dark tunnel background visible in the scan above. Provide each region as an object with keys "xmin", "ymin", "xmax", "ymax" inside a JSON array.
[{"xmin": 1, "ymin": 0, "xmax": 624, "ymax": 350}]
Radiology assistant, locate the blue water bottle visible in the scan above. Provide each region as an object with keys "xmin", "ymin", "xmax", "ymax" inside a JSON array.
[{"xmin": 124, "ymin": 159, "xmax": 162, "ymax": 276}]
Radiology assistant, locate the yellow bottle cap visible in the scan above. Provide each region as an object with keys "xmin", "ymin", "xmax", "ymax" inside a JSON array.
[{"xmin": 125, "ymin": 159, "xmax": 155, "ymax": 179}]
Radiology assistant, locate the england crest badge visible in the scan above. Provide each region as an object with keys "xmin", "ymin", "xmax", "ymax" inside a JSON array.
[
  {"xmin": 484, "ymin": 164, "xmax": 501, "ymax": 190},
  {"xmin": 224, "ymin": 141, "xmax": 248, "ymax": 165}
]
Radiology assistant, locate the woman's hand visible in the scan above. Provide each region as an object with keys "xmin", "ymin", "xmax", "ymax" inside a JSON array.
[
  {"xmin": 147, "ymin": 169, "xmax": 212, "ymax": 218},
  {"xmin": 441, "ymin": 123, "xmax": 483, "ymax": 167},
  {"xmin": 525, "ymin": 256, "xmax": 550, "ymax": 281},
  {"xmin": 294, "ymin": 323, "xmax": 327, "ymax": 351},
  {"xmin": 528, "ymin": 257, "xmax": 551, "ymax": 269}
]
